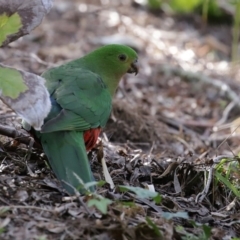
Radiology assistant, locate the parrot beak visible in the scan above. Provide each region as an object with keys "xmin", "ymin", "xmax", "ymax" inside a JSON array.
[{"xmin": 128, "ymin": 59, "xmax": 138, "ymax": 75}]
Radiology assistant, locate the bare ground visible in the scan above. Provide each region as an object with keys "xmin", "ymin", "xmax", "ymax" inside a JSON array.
[{"xmin": 0, "ymin": 0, "xmax": 240, "ymax": 239}]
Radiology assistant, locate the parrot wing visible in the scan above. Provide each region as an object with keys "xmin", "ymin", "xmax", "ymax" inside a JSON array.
[{"xmin": 41, "ymin": 67, "xmax": 112, "ymax": 133}]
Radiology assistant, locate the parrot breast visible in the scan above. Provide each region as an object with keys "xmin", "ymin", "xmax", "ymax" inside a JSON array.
[{"xmin": 84, "ymin": 128, "xmax": 101, "ymax": 151}]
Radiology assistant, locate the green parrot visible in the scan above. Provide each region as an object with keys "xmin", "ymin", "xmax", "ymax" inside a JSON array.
[{"xmin": 24, "ymin": 44, "xmax": 138, "ymax": 194}]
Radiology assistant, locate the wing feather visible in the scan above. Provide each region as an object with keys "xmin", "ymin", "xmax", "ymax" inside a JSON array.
[{"xmin": 41, "ymin": 68, "xmax": 111, "ymax": 133}]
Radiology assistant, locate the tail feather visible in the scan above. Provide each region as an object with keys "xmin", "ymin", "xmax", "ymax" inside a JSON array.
[{"xmin": 40, "ymin": 131, "xmax": 94, "ymax": 194}]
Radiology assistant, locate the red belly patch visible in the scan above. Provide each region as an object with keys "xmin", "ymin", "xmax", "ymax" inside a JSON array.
[{"xmin": 83, "ymin": 128, "xmax": 101, "ymax": 151}]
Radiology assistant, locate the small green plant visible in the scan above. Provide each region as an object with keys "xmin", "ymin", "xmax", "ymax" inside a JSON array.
[
  {"xmin": 88, "ymin": 197, "xmax": 113, "ymax": 214},
  {"xmin": 170, "ymin": 0, "xmax": 202, "ymax": 13},
  {"xmin": 76, "ymin": 180, "xmax": 163, "ymax": 215},
  {"xmin": 231, "ymin": 0, "xmax": 240, "ymax": 62},
  {"xmin": 119, "ymin": 185, "xmax": 161, "ymax": 204},
  {"xmin": 176, "ymin": 221, "xmax": 211, "ymax": 240},
  {"xmin": 145, "ymin": 217, "xmax": 162, "ymax": 237},
  {"xmin": 38, "ymin": 236, "xmax": 48, "ymax": 240},
  {"xmin": 215, "ymin": 157, "xmax": 240, "ymax": 198}
]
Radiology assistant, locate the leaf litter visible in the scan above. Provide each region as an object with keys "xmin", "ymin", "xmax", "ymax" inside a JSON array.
[{"xmin": 0, "ymin": 0, "xmax": 240, "ymax": 239}]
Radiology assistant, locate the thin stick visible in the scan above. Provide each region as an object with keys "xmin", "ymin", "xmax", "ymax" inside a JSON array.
[{"xmin": 0, "ymin": 124, "xmax": 41, "ymax": 148}]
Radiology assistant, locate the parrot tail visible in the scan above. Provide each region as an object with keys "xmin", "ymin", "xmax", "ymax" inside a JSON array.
[{"xmin": 40, "ymin": 131, "xmax": 94, "ymax": 194}]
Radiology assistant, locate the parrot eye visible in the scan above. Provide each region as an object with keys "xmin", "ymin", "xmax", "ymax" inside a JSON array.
[{"xmin": 118, "ymin": 54, "xmax": 127, "ymax": 61}]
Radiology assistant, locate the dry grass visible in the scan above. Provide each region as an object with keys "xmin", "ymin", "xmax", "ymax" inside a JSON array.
[{"xmin": 0, "ymin": 0, "xmax": 240, "ymax": 239}]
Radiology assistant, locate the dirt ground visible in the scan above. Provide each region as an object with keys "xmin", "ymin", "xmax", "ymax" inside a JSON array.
[{"xmin": 0, "ymin": 0, "xmax": 240, "ymax": 239}]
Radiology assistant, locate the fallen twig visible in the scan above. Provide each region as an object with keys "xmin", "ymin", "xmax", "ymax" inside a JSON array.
[
  {"xmin": 0, "ymin": 124, "xmax": 40, "ymax": 148},
  {"xmin": 195, "ymin": 155, "xmax": 235, "ymax": 203}
]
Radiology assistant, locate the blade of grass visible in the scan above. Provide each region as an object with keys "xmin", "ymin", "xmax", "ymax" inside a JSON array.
[
  {"xmin": 231, "ymin": 0, "xmax": 240, "ymax": 62},
  {"xmin": 215, "ymin": 171, "xmax": 240, "ymax": 198}
]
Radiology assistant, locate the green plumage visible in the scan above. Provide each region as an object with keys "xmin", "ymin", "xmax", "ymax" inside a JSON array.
[
  {"xmin": 26, "ymin": 44, "xmax": 138, "ymax": 194},
  {"xmin": 41, "ymin": 68, "xmax": 111, "ymax": 133},
  {"xmin": 39, "ymin": 69, "xmax": 111, "ymax": 193},
  {"xmin": 40, "ymin": 131, "xmax": 92, "ymax": 193}
]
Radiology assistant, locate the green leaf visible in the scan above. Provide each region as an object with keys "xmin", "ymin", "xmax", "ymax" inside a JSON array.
[
  {"xmin": 153, "ymin": 193, "xmax": 161, "ymax": 204},
  {"xmin": 0, "ymin": 0, "xmax": 53, "ymax": 47},
  {"xmin": 145, "ymin": 217, "xmax": 162, "ymax": 237},
  {"xmin": 215, "ymin": 171, "xmax": 240, "ymax": 198},
  {"xmin": 162, "ymin": 211, "xmax": 189, "ymax": 220},
  {"xmin": 37, "ymin": 236, "xmax": 48, "ymax": 240},
  {"xmin": 176, "ymin": 222, "xmax": 211, "ymax": 240},
  {"xmin": 0, "ymin": 207, "xmax": 10, "ymax": 216},
  {"xmin": 0, "ymin": 12, "xmax": 22, "ymax": 46},
  {"xmin": 170, "ymin": 0, "xmax": 202, "ymax": 13},
  {"xmin": 202, "ymin": 224, "xmax": 211, "ymax": 239},
  {"xmin": 0, "ymin": 64, "xmax": 51, "ymax": 130},
  {"xmin": 0, "ymin": 66, "xmax": 28, "ymax": 98},
  {"xmin": 88, "ymin": 198, "xmax": 113, "ymax": 214},
  {"xmin": 83, "ymin": 180, "xmax": 106, "ymax": 190},
  {"xmin": 188, "ymin": 221, "xmax": 212, "ymax": 240},
  {"xmin": 119, "ymin": 185, "xmax": 161, "ymax": 203},
  {"xmin": 148, "ymin": 0, "xmax": 162, "ymax": 9}
]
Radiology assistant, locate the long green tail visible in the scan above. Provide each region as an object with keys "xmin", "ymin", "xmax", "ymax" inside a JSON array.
[{"xmin": 40, "ymin": 131, "xmax": 94, "ymax": 194}]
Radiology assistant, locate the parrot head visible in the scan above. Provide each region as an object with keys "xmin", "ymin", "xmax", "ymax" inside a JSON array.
[
  {"xmin": 89, "ymin": 44, "xmax": 138, "ymax": 77},
  {"xmin": 78, "ymin": 44, "xmax": 139, "ymax": 95},
  {"xmin": 110, "ymin": 46, "xmax": 138, "ymax": 76}
]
